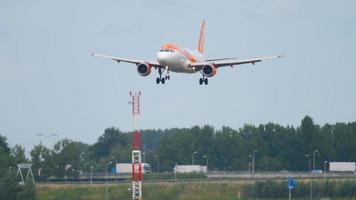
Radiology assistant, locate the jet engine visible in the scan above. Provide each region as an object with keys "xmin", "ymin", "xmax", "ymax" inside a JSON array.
[
  {"xmin": 201, "ymin": 64, "xmax": 217, "ymax": 77},
  {"xmin": 137, "ymin": 63, "xmax": 152, "ymax": 76}
]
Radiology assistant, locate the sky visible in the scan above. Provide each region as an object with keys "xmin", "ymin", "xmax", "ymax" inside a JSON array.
[{"xmin": 0, "ymin": 0, "xmax": 355, "ymax": 151}]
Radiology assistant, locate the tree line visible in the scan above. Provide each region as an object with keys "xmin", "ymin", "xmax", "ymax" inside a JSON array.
[
  {"xmin": 1, "ymin": 116, "xmax": 356, "ymax": 181},
  {"xmin": 0, "ymin": 135, "xmax": 36, "ymax": 199}
]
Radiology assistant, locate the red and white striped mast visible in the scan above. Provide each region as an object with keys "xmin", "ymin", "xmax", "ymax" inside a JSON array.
[{"xmin": 130, "ymin": 91, "xmax": 143, "ymax": 200}]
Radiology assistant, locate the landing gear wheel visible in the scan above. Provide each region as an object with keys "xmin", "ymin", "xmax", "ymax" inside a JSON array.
[
  {"xmin": 204, "ymin": 78, "xmax": 208, "ymax": 85},
  {"xmin": 199, "ymin": 78, "xmax": 203, "ymax": 85},
  {"xmin": 164, "ymin": 74, "xmax": 171, "ymax": 81},
  {"xmin": 157, "ymin": 68, "xmax": 166, "ymax": 85}
]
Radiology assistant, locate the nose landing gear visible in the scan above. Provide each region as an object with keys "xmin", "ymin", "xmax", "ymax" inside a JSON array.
[
  {"xmin": 156, "ymin": 68, "xmax": 170, "ymax": 84},
  {"xmin": 165, "ymin": 70, "xmax": 170, "ymax": 80}
]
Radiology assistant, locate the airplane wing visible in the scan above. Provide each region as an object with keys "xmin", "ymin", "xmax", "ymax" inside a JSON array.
[
  {"xmin": 206, "ymin": 57, "xmax": 238, "ymax": 62},
  {"xmin": 91, "ymin": 53, "xmax": 162, "ymax": 67},
  {"xmin": 191, "ymin": 55, "xmax": 283, "ymax": 69}
]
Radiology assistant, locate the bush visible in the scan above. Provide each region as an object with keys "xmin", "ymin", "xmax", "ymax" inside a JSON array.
[
  {"xmin": 242, "ymin": 179, "xmax": 356, "ymax": 199},
  {"xmin": 336, "ymin": 180, "xmax": 356, "ymax": 197},
  {"xmin": 0, "ymin": 172, "xmax": 36, "ymax": 200}
]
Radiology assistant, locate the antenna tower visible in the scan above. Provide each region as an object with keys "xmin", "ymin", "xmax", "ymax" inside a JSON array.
[{"xmin": 130, "ymin": 91, "xmax": 142, "ymax": 200}]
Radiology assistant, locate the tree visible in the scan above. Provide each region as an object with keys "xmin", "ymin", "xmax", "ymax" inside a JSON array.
[
  {"xmin": 300, "ymin": 115, "xmax": 316, "ymax": 152},
  {"xmin": 0, "ymin": 134, "xmax": 36, "ymax": 199},
  {"xmin": 12, "ymin": 145, "xmax": 27, "ymax": 164},
  {"xmin": 52, "ymin": 139, "xmax": 88, "ymax": 178},
  {"xmin": 88, "ymin": 128, "xmax": 129, "ymax": 160},
  {"xmin": 0, "ymin": 135, "xmax": 13, "ymax": 174},
  {"xmin": 20, "ymin": 116, "xmax": 356, "ymax": 176},
  {"xmin": 30, "ymin": 142, "xmax": 52, "ymax": 179},
  {"xmin": 0, "ymin": 172, "xmax": 36, "ymax": 200}
]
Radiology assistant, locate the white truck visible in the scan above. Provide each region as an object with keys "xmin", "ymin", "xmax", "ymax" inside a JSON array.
[
  {"xmin": 174, "ymin": 165, "xmax": 207, "ymax": 173},
  {"xmin": 329, "ymin": 162, "xmax": 355, "ymax": 172},
  {"xmin": 115, "ymin": 163, "xmax": 152, "ymax": 174}
]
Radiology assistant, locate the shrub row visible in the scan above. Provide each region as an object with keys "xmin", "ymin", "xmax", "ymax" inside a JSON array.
[{"xmin": 242, "ymin": 179, "xmax": 356, "ymax": 199}]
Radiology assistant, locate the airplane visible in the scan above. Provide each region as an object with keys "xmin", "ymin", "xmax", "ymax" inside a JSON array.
[{"xmin": 92, "ymin": 21, "xmax": 282, "ymax": 85}]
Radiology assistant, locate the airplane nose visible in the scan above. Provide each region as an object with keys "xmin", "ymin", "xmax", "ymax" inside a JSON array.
[
  {"xmin": 156, "ymin": 52, "xmax": 163, "ymax": 61},
  {"xmin": 157, "ymin": 52, "xmax": 169, "ymax": 65}
]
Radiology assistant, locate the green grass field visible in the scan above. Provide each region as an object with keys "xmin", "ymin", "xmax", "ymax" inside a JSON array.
[
  {"xmin": 37, "ymin": 182, "xmax": 243, "ymax": 200},
  {"xmin": 36, "ymin": 180, "xmax": 356, "ymax": 200}
]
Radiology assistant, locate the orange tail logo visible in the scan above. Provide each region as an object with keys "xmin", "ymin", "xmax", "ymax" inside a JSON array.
[{"xmin": 197, "ymin": 21, "xmax": 206, "ymax": 53}]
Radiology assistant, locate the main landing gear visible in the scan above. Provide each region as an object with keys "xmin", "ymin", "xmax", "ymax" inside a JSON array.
[
  {"xmin": 199, "ymin": 75, "xmax": 208, "ymax": 85},
  {"xmin": 156, "ymin": 68, "xmax": 170, "ymax": 84}
]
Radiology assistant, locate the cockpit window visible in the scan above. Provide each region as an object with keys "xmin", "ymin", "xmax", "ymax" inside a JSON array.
[{"xmin": 160, "ymin": 49, "xmax": 174, "ymax": 52}]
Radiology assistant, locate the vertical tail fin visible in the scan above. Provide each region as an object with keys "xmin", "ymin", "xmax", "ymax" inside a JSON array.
[{"xmin": 197, "ymin": 21, "xmax": 206, "ymax": 53}]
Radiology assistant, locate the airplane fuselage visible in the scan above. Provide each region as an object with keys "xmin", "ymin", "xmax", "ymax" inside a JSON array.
[{"xmin": 156, "ymin": 44, "xmax": 205, "ymax": 73}]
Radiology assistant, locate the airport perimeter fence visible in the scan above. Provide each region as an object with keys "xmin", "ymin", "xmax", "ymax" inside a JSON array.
[
  {"xmin": 41, "ymin": 171, "xmax": 356, "ymax": 183},
  {"xmin": 207, "ymin": 170, "xmax": 356, "ymax": 180}
]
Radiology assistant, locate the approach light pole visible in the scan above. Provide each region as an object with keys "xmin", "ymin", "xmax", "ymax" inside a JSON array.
[
  {"xmin": 313, "ymin": 149, "xmax": 319, "ymax": 171},
  {"xmin": 111, "ymin": 156, "xmax": 117, "ymax": 181},
  {"xmin": 90, "ymin": 165, "xmax": 93, "ymax": 185},
  {"xmin": 323, "ymin": 161, "xmax": 328, "ymax": 173},
  {"xmin": 203, "ymin": 155, "xmax": 208, "ymax": 172},
  {"xmin": 305, "ymin": 154, "xmax": 311, "ymax": 172},
  {"xmin": 248, "ymin": 162, "xmax": 252, "ymax": 175},
  {"xmin": 310, "ymin": 149, "xmax": 319, "ymax": 200},
  {"xmin": 252, "ymin": 150, "xmax": 258, "ymax": 175},
  {"xmin": 111, "ymin": 156, "xmax": 117, "ymax": 165},
  {"xmin": 143, "ymin": 145, "xmax": 146, "ymax": 163},
  {"xmin": 154, "ymin": 155, "xmax": 160, "ymax": 173},
  {"xmin": 106, "ymin": 161, "xmax": 112, "ymax": 200},
  {"xmin": 192, "ymin": 151, "xmax": 198, "ymax": 165},
  {"xmin": 80, "ymin": 158, "xmax": 85, "ymax": 175}
]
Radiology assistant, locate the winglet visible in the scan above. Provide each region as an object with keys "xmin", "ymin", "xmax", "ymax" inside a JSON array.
[{"xmin": 197, "ymin": 21, "xmax": 206, "ymax": 53}]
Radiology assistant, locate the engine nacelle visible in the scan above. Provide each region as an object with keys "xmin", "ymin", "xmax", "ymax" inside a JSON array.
[
  {"xmin": 202, "ymin": 64, "xmax": 217, "ymax": 77},
  {"xmin": 137, "ymin": 63, "xmax": 152, "ymax": 76}
]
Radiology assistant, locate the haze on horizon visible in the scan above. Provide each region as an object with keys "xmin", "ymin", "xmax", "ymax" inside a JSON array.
[{"xmin": 0, "ymin": 0, "xmax": 355, "ymax": 151}]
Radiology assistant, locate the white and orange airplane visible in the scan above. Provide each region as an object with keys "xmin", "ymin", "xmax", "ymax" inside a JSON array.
[{"xmin": 92, "ymin": 21, "xmax": 282, "ymax": 85}]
